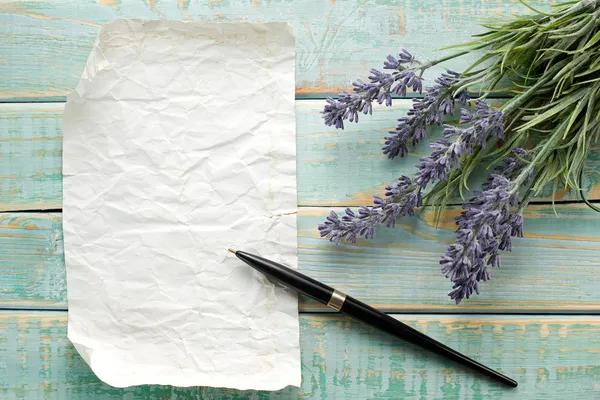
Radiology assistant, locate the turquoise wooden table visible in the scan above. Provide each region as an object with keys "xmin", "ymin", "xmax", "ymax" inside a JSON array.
[{"xmin": 2, "ymin": 1, "xmax": 600, "ymax": 398}]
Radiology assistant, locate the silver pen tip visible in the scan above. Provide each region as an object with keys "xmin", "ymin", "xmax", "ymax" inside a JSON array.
[{"xmin": 228, "ymin": 248, "xmax": 237, "ymax": 254}]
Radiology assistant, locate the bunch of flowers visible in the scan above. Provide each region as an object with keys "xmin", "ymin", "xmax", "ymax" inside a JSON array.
[{"xmin": 318, "ymin": 0, "xmax": 600, "ymax": 303}]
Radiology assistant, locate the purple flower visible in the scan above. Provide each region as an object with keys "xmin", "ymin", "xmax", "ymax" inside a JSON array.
[
  {"xmin": 384, "ymin": 49, "xmax": 415, "ymax": 69},
  {"xmin": 414, "ymin": 139, "xmax": 463, "ymax": 188},
  {"xmin": 411, "ymin": 99, "xmax": 507, "ymax": 190},
  {"xmin": 383, "ymin": 71, "xmax": 469, "ymax": 160},
  {"xmin": 322, "ymin": 99, "xmax": 510, "ymax": 251},
  {"xmin": 412, "ymin": 100, "xmax": 504, "ymax": 190},
  {"xmin": 510, "ymin": 214, "xmax": 524, "ymax": 237},
  {"xmin": 495, "ymin": 148, "xmax": 534, "ymax": 185},
  {"xmin": 459, "ymin": 100, "xmax": 505, "ymax": 150},
  {"xmin": 318, "ymin": 176, "xmax": 422, "ymax": 243},
  {"xmin": 322, "ymin": 50, "xmax": 424, "ymax": 129},
  {"xmin": 376, "ymin": 176, "xmax": 423, "ymax": 227},
  {"xmin": 440, "ymin": 173, "xmax": 524, "ymax": 304},
  {"xmin": 318, "ymin": 208, "xmax": 382, "ymax": 244},
  {"xmin": 497, "ymin": 148, "xmax": 527, "ymax": 174}
]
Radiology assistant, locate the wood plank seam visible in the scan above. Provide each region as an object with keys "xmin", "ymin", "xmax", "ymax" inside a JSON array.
[
  {"xmin": 1, "ymin": 208, "xmax": 599, "ymax": 313},
  {"xmin": 2, "ymin": 102, "xmax": 599, "ymax": 212},
  {"xmin": 2, "ymin": 311, "xmax": 600, "ymax": 399}
]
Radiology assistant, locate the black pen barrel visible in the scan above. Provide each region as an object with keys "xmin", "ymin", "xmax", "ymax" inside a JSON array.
[
  {"xmin": 234, "ymin": 250, "xmax": 335, "ymax": 304},
  {"xmin": 233, "ymin": 250, "xmax": 517, "ymax": 388},
  {"xmin": 340, "ymin": 296, "xmax": 518, "ymax": 388}
]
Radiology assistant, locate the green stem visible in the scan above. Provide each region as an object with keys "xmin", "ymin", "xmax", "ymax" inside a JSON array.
[
  {"xmin": 501, "ymin": 74, "xmax": 551, "ymax": 115},
  {"xmin": 578, "ymin": 167, "xmax": 600, "ymax": 212},
  {"xmin": 421, "ymin": 38, "xmax": 512, "ymax": 71},
  {"xmin": 419, "ymin": 0, "xmax": 600, "ymax": 86},
  {"xmin": 509, "ymin": 122, "xmax": 567, "ymax": 194},
  {"xmin": 562, "ymin": 0, "xmax": 600, "ymax": 17},
  {"xmin": 498, "ymin": 56, "xmax": 570, "ymax": 117},
  {"xmin": 422, "ymin": 51, "xmax": 471, "ymax": 70},
  {"xmin": 517, "ymin": 185, "xmax": 534, "ymax": 214}
]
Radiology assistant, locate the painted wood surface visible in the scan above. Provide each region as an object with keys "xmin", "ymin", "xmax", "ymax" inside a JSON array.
[
  {"xmin": 295, "ymin": 101, "xmax": 600, "ymax": 206},
  {"xmin": 2, "ymin": 0, "xmax": 600, "ymax": 397},
  {"xmin": 2, "ymin": 103, "xmax": 599, "ymax": 211},
  {"xmin": 2, "ymin": 206, "xmax": 599, "ymax": 313},
  {"xmin": 1, "ymin": 311, "xmax": 600, "ymax": 399},
  {"xmin": 0, "ymin": 0, "xmax": 544, "ymax": 100},
  {"xmin": 0, "ymin": 104, "xmax": 63, "ymax": 211}
]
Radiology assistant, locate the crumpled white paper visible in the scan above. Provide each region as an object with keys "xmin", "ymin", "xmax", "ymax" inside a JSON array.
[{"xmin": 62, "ymin": 20, "xmax": 299, "ymax": 390}]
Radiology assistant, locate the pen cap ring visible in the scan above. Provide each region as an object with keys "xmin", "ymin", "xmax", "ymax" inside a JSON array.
[{"xmin": 327, "ymin": 290, "xmax": 346, "ymax": 312}]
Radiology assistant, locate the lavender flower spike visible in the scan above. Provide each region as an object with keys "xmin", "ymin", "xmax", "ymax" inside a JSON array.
[
  {"xmin": 496, "ymin": 148, "xmax": 534, "ymax": 184},
  {"xmin": 318, "ymin": 176, "xmax": 422, "ymax": 243},
  {"xmin": 414, "ymin": 138, "xmax": 463, "ymax": 188},
  {"xmin": 384, "ymin": 49, "xmax": 415, "ymax": 69},
  {"xmin": 415, "ymin": 100, "xmax": 506, "ymax": 189},
  {"xmin": 413, "ymin": 99, "xmax": 505, "ymax": 190},
  {"xmin": 458, "ymin": 100, "xmax": 505, "ymax": 152},
  {"xmin": 383, "ymin": 71, "xmax": 469, "ymax": 160},
  {"xmin": 322, "ymin": 50, "xmax": 424, "ymax": 130},
  {"xmin": 440, "ymin": 172, "xmax": 524, "ymax": 304}
]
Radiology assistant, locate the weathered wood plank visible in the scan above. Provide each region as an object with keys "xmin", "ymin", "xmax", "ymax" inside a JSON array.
[
  {"xmin": 295, "ymin": 102, "xmax": 600, "ymax": 206},
  {"xmin": 0, "ymin": 0, "xmax": 543, "ymax": 100},
  {"xmin": 1, "ymin": 311, "xmax": 599, "ymax": 399},
  {"xmin": 0, "ymin": 104, "xmax": 62, "ymax": 211},
  {"xmin": 2, "ymin": 103, "xmax": 598, "ymax": 211},
  {"xmin": 0, "ymin": 213, "xmax": 65, "ymax": 308},
  {"xmin": 1, "ymin": 206, "xmax": 599, "ymax": 312}
]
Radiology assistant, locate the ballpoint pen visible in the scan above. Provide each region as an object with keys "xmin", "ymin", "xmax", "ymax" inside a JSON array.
[{"xmin": 229, "ymin": 248, "xmax": 518, "ymax": 388}]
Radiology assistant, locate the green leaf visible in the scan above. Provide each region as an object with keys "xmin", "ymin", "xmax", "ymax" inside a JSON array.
[
  {"xmin": 565, "ymin": 92, "xmax": 588, "ymax": 136},
  {"xmin": 517, "ymin": 91, "xmax": 584, "ymax": 131},
  {"xmin": 580, "ymin": 29, "xmax": 600, "ymax": 51},
  {"xmin": 574, "ymin": 62, "xmax": 600, "ymax": 78},
  {"xmin": 386, "ymin": 0, "xmax": 600, "ymax": 239},
  {"xmin": 548, "ymin": 14, "xmax": 592, "ymax": 38},
  {"xmin": 574, "ymin": 76, "xmax": 600, "ymax": 86},
  {"xmin": 578, "ymin": 168, "xmax": 600, "ymax": 212},
  {"xmin": 518, "ymin": 0, "xmax": 555, "ymax": 17}
]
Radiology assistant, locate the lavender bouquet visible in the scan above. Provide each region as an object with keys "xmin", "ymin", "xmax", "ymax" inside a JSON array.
[{"xmin": 318, "ymin": 0, "xmax": 600, "ymax": 303}]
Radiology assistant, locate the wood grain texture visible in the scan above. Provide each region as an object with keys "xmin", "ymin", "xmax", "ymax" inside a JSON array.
[
  {"xmin": 0, "ymin": 104, "xmax": 62, "ymax": 211},
  {"xmin": 0, "ymin": 0, "xmax": 542, "ymax": 100},
  {"xmin": 1, "ymin": 206, "xmax": 599, "ymax": 312},
  {"xmin": 1, "ymin": 311, "xmax": 600, "ymax": 399},
  {"xmin": 2, "ymin": 103, "xmax": 599, "ymax": 211},
  {"xmin": 295, "ymin": 101, "xmax": 600, "ymax": 206},
  {"xmin": 2, "ymin": 0, "xmax": 599, "ymax": 396}
]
